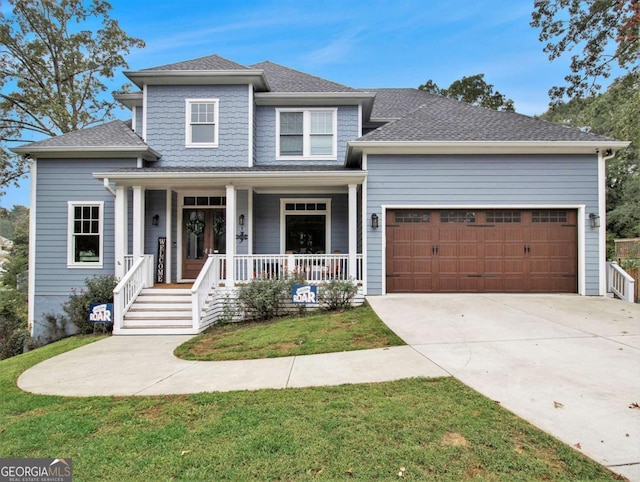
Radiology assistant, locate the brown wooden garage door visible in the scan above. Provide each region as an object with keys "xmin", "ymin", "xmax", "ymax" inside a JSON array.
[{"xmin": 386, "ymin": 209, "xmax": 577, "ymax": 293}]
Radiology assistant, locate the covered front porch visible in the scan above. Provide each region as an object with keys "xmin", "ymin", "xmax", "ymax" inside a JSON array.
[{"xmin": 95, "ymin": 166, "xmax": 367, "ymax": 334}]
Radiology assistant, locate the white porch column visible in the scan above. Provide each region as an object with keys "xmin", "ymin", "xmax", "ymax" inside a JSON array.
[
  {"xmin": 132, "ymin": 186, "xmax": 145, "ymax": 260},
  {"xmin": 226, "ymin": 184, "xmax": 236, "ymax": 287},
  {"xmin": 114, "ymin": 186, "xmax": 128, "ymax": 278},
  {"xmin": 348, "ymin": 184, "xmax": 358, "ymax": 280}
]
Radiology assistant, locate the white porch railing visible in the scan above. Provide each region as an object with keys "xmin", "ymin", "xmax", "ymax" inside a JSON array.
[
  {"xmin": 123, "ymin": 255, "xmax": 135, "ymax": 273},
  {"xmin": 113, "ymin": 253, "xmax": 364, "ymax": 334},
  {"xmin": 191, "ymin": 254, "xmax": 225, "ymax": 330},
  {"xmin": 113, "ymin": 254, "xmax": 154, "ymax": 332},
  {"xmin": 233, "ymin": 253, "xmax": 363, "ymax": 284},
  {"xmin": 607, "ymin": 261, "xmax": 636, "ymax": 303}
]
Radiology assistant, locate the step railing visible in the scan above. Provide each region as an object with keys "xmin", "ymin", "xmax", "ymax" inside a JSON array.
[
  {"xmin": 113, "ymin": 255, "xmax": 154, "ymax": 332},
  {"xmin": 607, "ymin": 261, "xmax": 636, "ymax": 303},
  {"xmin": 191, "ymin": 254, "xmax": 224, "ymax": 330}
]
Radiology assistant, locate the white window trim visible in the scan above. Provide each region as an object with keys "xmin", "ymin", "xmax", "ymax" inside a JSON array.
[
  {"xmin": 67, "ymin": 201, "xmax": 104, "ymax": 269},
  {"xmin": 275, "ymin": 108, "xmax": 337, "ymax": 160},
  {"xmin": 185, "ymin": 98, "xmax": 219, "ymax": 148},
  {"xmin": 280, "ymin": 198, "xmax": 332, "ymax": 253}
]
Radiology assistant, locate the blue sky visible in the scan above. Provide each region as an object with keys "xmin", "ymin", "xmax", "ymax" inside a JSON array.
[{"xmin": 1, "ymin": 0, "xmax": 593, "ymax": 208}]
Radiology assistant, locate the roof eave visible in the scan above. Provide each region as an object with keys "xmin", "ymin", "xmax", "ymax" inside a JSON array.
[
  {"xmin": 124, "ymin": 70, "xmax": 270, "ymax": 91},
  {"xmin": 92, "ymin": 169, "xmax": 367, "ymax": 188},
  {"xmin": 348, "ymin": 140, "xmax": 631, "ymax": 156},
  {"xmin": 114, "ymin": 92, "xmax": 143, "ymax": 110},
  {"xmin": 11, "ymin": 145, "xmax": 161, "ymax": 162}
]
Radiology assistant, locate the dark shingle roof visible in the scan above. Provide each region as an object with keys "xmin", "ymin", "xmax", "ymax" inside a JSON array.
[
  {"xmin": 19, "ymin": 120, "xmax": 149, "ymax": 149},
  {"xmin": 361, "ymin": 90, "xmax": 616, "ymax": 143},
  {"xmin": 250, "ymin": 61, "xmax": 357, "ymax": 93},
  {"xmin": 366, "ymin": 88, "xmax": 439, "ymax": 120},
  {"xmin": 142, "ymin": 54, "xmax": 251, "ymax": 71}
]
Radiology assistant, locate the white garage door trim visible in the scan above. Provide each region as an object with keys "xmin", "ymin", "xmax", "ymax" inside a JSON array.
[{"xmin": 379, "ymin": 204, "xmax": 586, "ymax": 296}]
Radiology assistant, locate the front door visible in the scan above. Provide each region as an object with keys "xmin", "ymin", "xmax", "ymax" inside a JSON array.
[{"xmin": 182, "ymin": 208, "xmax": 226, "ymax": 279}]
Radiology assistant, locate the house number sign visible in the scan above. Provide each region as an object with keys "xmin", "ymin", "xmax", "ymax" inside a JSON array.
[{"xmin": 156, "ymin": 237, "xmax": 166, "ymax": 283}]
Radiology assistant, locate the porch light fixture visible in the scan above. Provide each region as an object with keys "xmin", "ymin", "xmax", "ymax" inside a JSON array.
[
  {"xmin": 371, "ymin": 213, "xmax": 379, "ymax": 229},
  {"xmin": 152, "ymin": 214, "xmax": 159, "ymax": 226},
  {"xmin": 589, "ymin": 213, "xmax": 600, "ymax": 228},
  {"xmin": 236, "ymin": 214, "xmax": 248, "ymax": 243}
]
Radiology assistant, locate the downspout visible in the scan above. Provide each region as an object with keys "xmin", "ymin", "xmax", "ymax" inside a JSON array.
[
  {"xmin": 598, "ymin": 148, "xmax": 617, "ymax": 295},
  {"xmin": 103, "ymin": 177, "xmax": 116, "ymax": 196}
]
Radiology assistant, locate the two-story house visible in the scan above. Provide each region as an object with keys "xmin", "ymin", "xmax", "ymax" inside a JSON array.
[{"xmin": 13, "ymin": 54, "xmax": 628, "ymax": 340}]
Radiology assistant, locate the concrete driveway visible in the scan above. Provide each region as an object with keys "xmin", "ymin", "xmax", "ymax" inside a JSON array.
[{"xmin": 367, "ymin": 293, "xmax": 640, "ymax": 481}]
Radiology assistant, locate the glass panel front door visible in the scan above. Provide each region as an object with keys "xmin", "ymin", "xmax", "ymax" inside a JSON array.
[{"xmin": 182, "ymin": 208, "xmax": 225, "ymax": 279}]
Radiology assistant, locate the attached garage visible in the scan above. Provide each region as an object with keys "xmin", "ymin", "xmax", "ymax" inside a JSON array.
[{"xmin": 385, "ymin": 209, "xmax": 578, "ymax": 293}]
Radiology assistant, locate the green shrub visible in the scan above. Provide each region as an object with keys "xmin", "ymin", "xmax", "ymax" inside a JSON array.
[
  {"xmin": 0, "ymin": 289, "xmax": 28, "ymax": 360},
  {"xmin": 62, "ymin": 275, "xmax": 118, "ymax": 334},
  {"xmin": 318, "ymin": 279, "xmax": 358, "ymax": 311},
  {"xmin": 237, "ymin": 277, "xmax": 292, "ymax": 321}
]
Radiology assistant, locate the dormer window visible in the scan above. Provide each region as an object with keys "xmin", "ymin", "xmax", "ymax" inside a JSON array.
[
  {"xmin": 186, "ymin": 99, "xmax": 219, "ymax": 148},
  {"xmin": 276, "ymin": 108, "xmax": 337, "ymax": 160}
]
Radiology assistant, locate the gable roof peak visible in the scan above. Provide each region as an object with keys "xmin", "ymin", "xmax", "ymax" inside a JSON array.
[
  {"xmin": 249, "ymin": 60, "xmax": 358, "ymax": 93},
  {"xmin": 141, "ymin": 54, "xmax": 251, "ymax": 72}
]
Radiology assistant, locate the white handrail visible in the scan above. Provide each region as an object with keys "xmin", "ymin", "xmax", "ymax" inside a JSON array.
[
  {"xmin": 607, "ymin": 261, "xmax": 636, "ymax": 303},
  {"xmin": 191, "ymin": 254, "xmax": 223, "ymax": 330},
  {"xmin": 113, "ymin": 255, "xmax": 154, "ymax": 331},
  {"xmin": 233, "ymin": 254, "xmax": 363, "ymax": 284}
]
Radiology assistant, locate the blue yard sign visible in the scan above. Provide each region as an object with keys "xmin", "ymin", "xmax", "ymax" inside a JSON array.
[
  {"xmin": 88, "ymin": 303, "xmax": 114, "ymax": 323},
  {"xmin": 291, "ymin": 284, "xmax": 318, "ymax": 304}
]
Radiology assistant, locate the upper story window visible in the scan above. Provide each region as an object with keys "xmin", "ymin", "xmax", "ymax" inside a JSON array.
[
  {"xmin": 186, "ymin": 99, "xmax": 219, "ymax": 148},
  {"xmin": 68, "ymin": 201, "xmax": 103, "ymax": 268},
  {"xmin": 276, "ymin": 108, "xmax": 337, "ymax": 160}
]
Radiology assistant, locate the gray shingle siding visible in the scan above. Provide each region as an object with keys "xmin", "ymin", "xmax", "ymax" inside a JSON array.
[
  {"xmin": 146, "ymin": 85, "xmax": 249, "ymax": 167},
  {"xmin": 365, "ymin": 154, "xmax": 600, "ymax": 295},
  {"xmin": 254, "ymin": 105, "xmax": 359, "ymax": 165},
  {"xmin": 135, "ymin": 106, "xmax": 143, "ymax": 134},
  {"xmin": 33, "ymin": 158, "xmax": 137, "ymax": 339}
]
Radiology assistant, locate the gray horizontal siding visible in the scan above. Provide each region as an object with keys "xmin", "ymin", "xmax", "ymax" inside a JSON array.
[
  {"xmin": 253, "ymin": 193, "xmax": 349, "ymax": 254},
  {"xmin": 33, "ymin": 158, "xmax": 137, "ymax": 338},
  {"xmin": 254, "ymin": 105, "xmax": 359, "ymax": 166},
  {"xmin": 146, "ymin": 84, "xmax": 249, "ymax": 167},
  {"xmin": 144, "ymin": 190, "xmax": 167, "ymax": 269},
  {"xmin": 366, "ymin": 154, "xmax": 600, "ymax": 295}
]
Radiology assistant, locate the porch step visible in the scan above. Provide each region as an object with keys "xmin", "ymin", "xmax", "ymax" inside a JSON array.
[{"xmin": 123, "ymin": 287, "xmax": 193, "ymax": 330}]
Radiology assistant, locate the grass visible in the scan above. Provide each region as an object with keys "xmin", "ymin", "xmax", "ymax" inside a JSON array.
[
  {"xmin": 0, "ymin": 337, "xmax": 623, "ymax": 481},
  {"xmin": 174, "ymin": 304, "xmax": 405, "ymax": 361}
]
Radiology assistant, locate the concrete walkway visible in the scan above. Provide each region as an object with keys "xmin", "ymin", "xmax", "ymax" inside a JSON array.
[
  {"xmin": 367, "ymin": 294, "xmax": 640, "ymax": 482},
  {"xmin": 17, "ymin": 338, "xmax": 447, "ymax": 396},
  {"xmin": 17, "ymin": 293, "xmax": 640, "ymax": 480}
]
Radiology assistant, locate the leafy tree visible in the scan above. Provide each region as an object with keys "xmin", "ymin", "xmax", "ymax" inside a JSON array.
[
  {"xmin": 0, "ymin": 0, "xmax": 145, "ymax": 192},
  {"xmin": 419, "ymin": 74, "xmax": 515, "ymax": 112},
  {"xmin": 0, "ymin": 205, "xmax": 29, "ymax": 359},
  {"xmin": 539, "ymin": 72, "xmax": 639, "ymax": 240},
  {"xmin": 1, "ymin": 205, "xmax": 29, "ymax": 290},
  {"xmin": 531, "ymin": 0, "xmax": 640, "ymax": 103}
]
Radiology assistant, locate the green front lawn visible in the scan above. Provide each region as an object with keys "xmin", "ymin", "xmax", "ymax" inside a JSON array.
[
  {"xmin": 174, "ymin": 305, "xmax": 405, "ymax": 361},
  {"xmin": 0, "ymin": 337, "xmax": 622, "ymax": 481}
]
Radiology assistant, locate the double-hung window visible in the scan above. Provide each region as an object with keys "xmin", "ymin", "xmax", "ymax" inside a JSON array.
[
  {"xmin": 68, "ymin": 201, "xmax": 103, "ymax": 267},
  {"xmin": 186, "ymin": 99, "xmax": 219, "ymax": 148},
  {"xmin": 276, "ymin": 108, "xmax": 337, "ymax": 159}
]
